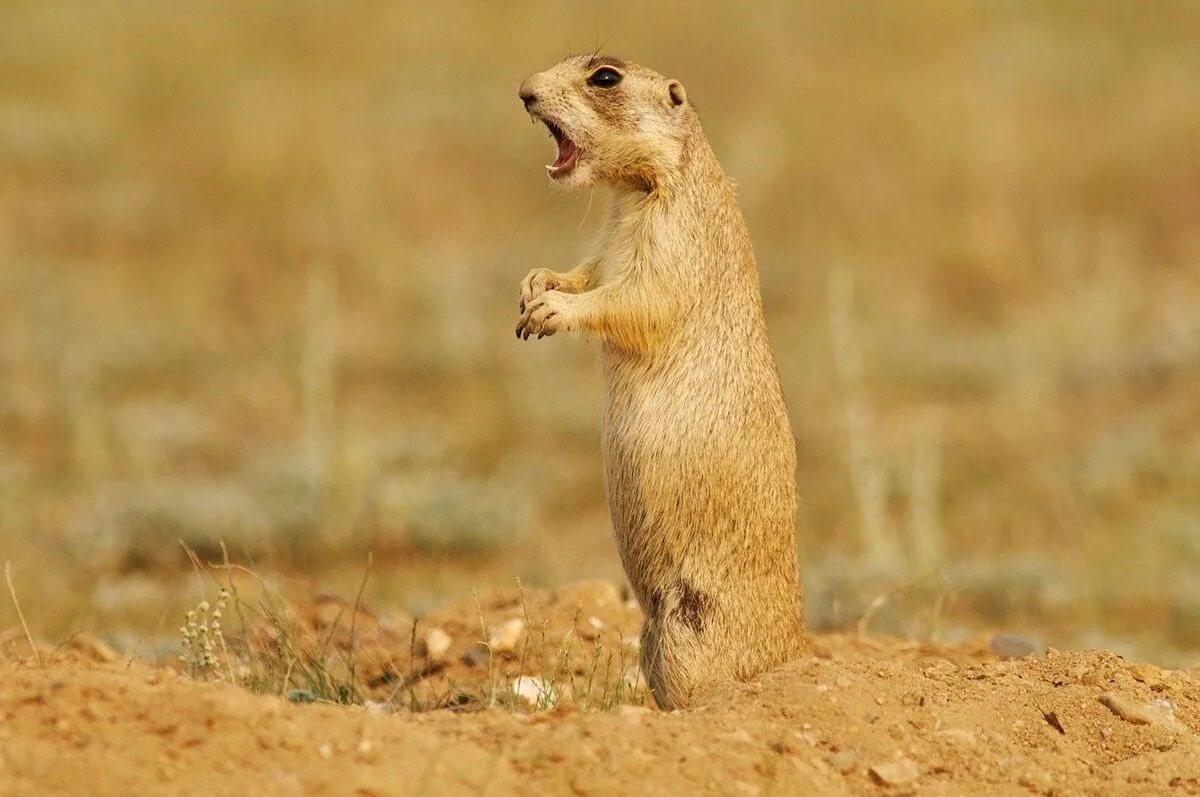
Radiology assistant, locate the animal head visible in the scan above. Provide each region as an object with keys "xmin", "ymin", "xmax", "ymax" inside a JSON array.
[{"xmin": 518, "ymin": 55, "xmax": 694, "ymax": 191}]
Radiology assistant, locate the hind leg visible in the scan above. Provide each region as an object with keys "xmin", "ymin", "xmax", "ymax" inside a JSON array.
[{"xmin": 638, "ymin": 586, "xmax": 726, "ymax": 709}]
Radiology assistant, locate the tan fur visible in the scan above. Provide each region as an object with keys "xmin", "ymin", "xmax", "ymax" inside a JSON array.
[{"xmin": 516, "ymin": 55, "xmax": 808, "ymax": 709}]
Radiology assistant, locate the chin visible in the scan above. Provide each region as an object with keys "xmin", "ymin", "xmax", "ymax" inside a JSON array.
[{"xmin": 548, "ymin": 161, "xmax": 596, "ymax": 189}]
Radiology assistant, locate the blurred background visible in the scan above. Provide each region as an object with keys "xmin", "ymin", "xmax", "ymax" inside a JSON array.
[{"xmin": 1, "ymin": 1, "xmax": 1198, "ymax": 663}]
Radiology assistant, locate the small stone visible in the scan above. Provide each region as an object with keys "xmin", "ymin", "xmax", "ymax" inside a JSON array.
[
  {"xmin": 870, "ymin": 757, "xmax": 920, "ymax": 786},
  {"xmin": 989, "ymin": 633, "xmax": 1041, "ymax": 660},
  {"xmin": 489, "ymin": 619, "xmax": 525, "ymax": 653},
  {"xmin": 827, "ymin": 749, "xmax": 860, "ymax": 774},
  {"xmin": 317, "ymin": 742, "xmax": 333, "ymax": 760},
  {"xmin": 1099, "ymin": 693, "xmax": 1188, "ymax": 734},
  {"xmin": 511, "ymin": 676, "xmax": 555, "ymax": 707},
  {"xmin": 424, "ymin": 628, "xmax": 452, "ymax": 662},
  {"xmin": 462, "ymin": 643, "xmax": 490, "ymax": 667}
]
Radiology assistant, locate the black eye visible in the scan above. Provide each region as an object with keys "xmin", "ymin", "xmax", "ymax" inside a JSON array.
[{"xmin": 587, "ymin": 67, "xmax": 623, "ymax": 89}]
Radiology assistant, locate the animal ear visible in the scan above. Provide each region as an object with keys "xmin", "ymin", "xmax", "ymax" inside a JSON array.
[{"xmin": 667, "ymin": 80, "xmax": 687, "ymax": 108}]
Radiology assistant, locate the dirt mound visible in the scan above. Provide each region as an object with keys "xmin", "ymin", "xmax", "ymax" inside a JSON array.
[{"xmin": 4, "ymin": 583, "xmax": 1200, "ymax": 795}]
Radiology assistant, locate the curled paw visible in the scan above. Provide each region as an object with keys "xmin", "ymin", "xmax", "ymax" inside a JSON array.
[
  {"xmin": 515, "ymin": 290, "xmax": 578, "ymax": 340},
  {"xmin": 519, "ymin": 267, "xmax": 566, "ymax": 313}
]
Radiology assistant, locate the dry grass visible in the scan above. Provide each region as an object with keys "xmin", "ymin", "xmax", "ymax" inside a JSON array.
[
  {"xmin": 1, "ymin": 2, "xmax": 1198, "ymax": 665},
  {"xmin": 173, "ymin": 545, "xmax": 645, "ymax": 712}
]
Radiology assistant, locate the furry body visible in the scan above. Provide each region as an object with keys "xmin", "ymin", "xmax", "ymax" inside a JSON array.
[{"xmin": 516, "ymin": 55, "xmax": 807, "ymax": 708}]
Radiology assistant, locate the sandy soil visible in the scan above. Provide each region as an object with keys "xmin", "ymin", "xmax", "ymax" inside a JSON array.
[{"xmin": 3, "ymin": 583, "xmax": 1200, "ymax": 796}]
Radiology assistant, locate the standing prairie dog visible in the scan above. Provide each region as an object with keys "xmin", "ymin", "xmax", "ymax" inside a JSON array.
[{"xmin": 515, "ymin": 55, "xmax": 808, "ymax": 709}]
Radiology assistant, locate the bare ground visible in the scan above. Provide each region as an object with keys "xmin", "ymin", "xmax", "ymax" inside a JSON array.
[{"xmin": 3, "ymin": 582, "xmax": 1200, "ymax": 796}]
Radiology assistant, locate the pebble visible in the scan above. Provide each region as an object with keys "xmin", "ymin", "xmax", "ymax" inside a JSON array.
[
  {"xmin": 827, "ymin": 749, "xmax": 860, "ymax": 774},
  {"xmin": 489, "ymin": 619, "xmax": 525, "ymax": 653},
  {"xmin": 462, "ymin": 643, "xmax": 490, "ymax": 667},
  {"xmin": 511, "ymin": 675, "xmax": 554, "ymax": 707},
  {"xmin": 869, "ymin": 757, "xmax": 920, "ymax": 786},
  {"xmin": 989, "ymin": 633, "xmax": 1041, "ymax": 660},
  {"xmin": 424, "ymin": 628, "xmax": 452, "ymax": 662},
  {"xmin": 1099, "ymin": 693, "xmax": 1188, "ymax": 734}
]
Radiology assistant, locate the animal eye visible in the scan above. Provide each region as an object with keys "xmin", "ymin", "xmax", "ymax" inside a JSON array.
[{"xmin": 587, "ymin": 67, "xmax": 623, "ymax": 89}]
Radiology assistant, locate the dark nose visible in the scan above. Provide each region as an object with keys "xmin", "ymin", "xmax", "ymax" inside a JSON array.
[{"xmin": 518, "ymin": 78, "xmax": 537, "ymax": 109}]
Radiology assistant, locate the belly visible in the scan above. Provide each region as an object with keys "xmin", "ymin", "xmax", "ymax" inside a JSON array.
[{"xmin": 600, "ymin": 350, "xmax": 798, "ymax": 599}]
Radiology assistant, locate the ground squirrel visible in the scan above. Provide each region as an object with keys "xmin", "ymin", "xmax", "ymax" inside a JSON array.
[{"xmin": 515, "ymin": 55, "xmax": 808, "ymax": 709}]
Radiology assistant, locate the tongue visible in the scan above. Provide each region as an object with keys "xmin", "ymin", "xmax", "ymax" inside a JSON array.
[{"xmin": 552, "ymin": 136, "xmax": 576, "ymax": 168}]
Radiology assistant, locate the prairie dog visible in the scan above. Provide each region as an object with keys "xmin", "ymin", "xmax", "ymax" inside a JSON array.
[{"xmin": 515, "ymin": 55, "xmax": 807, "ymax": 709}]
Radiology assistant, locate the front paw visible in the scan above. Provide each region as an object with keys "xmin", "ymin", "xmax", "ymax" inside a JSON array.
[
  {"xmin": 519, "ymin": 267, "xmax": 564, "ymax": 313},
  {"xmin": 515, "ymin": 290, "xmax": 578, "ymax": 340}
]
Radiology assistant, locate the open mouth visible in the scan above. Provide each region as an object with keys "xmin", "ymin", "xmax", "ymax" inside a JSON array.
[{"xmin": 540, "ymin": 118, "xmax": 578, "ymax": 178}]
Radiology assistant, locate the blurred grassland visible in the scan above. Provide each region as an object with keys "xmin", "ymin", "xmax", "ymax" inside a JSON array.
[{"xmin": 1, "ymin": 1, "xmax": 1199, "ymax": 661}]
